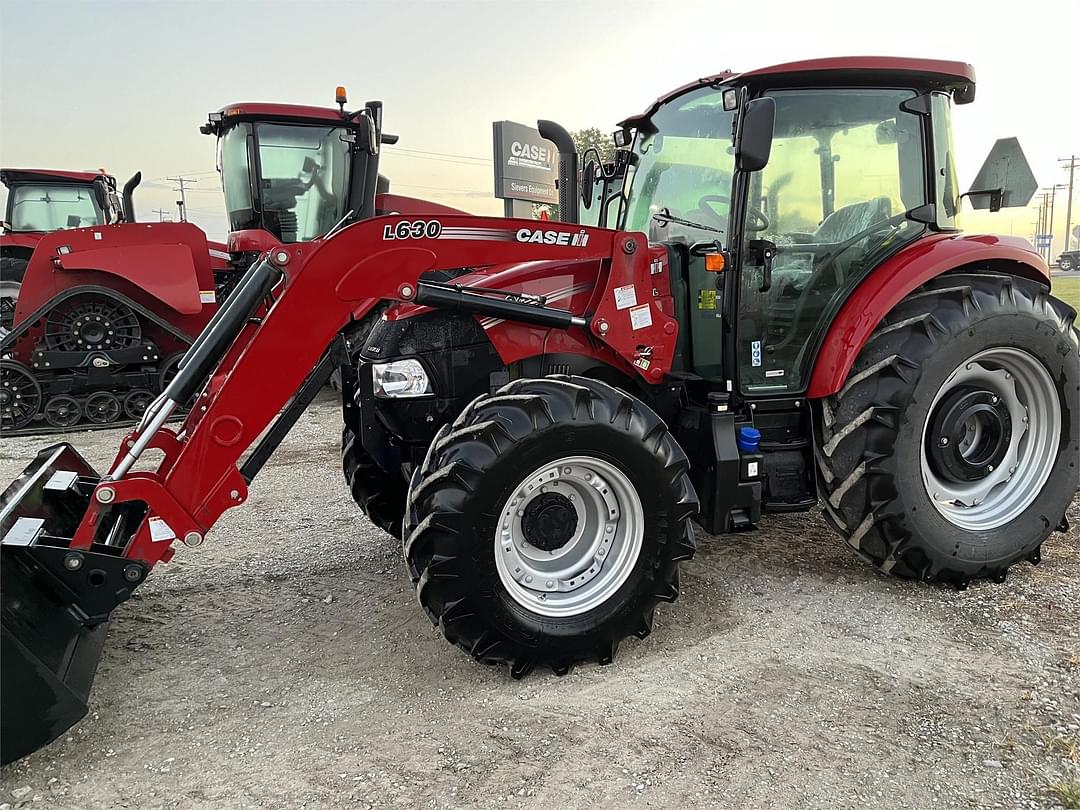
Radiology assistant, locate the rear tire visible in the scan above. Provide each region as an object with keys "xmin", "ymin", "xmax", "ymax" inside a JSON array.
[
  {"xmin": 816, "ymin": 272, "xmax": 1079, "ymax": 586},
  {"xmin": 403, "ymin": 376, "xmax": 698, "ymax": 677}
]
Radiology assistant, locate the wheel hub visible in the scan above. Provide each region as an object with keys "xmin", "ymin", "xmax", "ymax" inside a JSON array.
[
  {"xmin": 927, "ymin": 386, "xmax": 1011, "ymax": 483},
  {"xmin": 77, "ymin": 318, "xmax": 108, "ymax": 347},
  {"xmin": 494, "ymin": 456, "xmax": 644, "ymax": 618},
  {"xmin": 920, "ymin": 348, "xmax": 1060, "ymax": 531},
  {"xmin": 521, "ymin": 492, "xmax": 579, "ymax": 551}
]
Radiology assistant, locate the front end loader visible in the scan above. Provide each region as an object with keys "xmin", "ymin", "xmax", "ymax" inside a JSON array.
[{"xmin": 2, "ymin": 57, "xmax": 1078, "ymax": 766}]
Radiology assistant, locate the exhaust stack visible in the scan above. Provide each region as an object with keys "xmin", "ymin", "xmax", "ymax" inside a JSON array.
[
  {"xmin": 537, "ymin": 120, "xmax": 579, "ymax": 224},
  {"xmin": 122, "ymin": 172, "xmax": 141, "ymax": 223}
]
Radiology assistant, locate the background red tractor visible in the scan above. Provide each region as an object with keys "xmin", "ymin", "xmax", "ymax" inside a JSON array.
[
  {"xmin": 1, "ymin": 57, "xmax": 1076, "ymax": 765},
  {"xmin": 0, "ymin": 90, "xmax": 450, "ymax": 434},
  {"xmin": 1, "ymin": 168, "xmax": 141, "ymax": 333}
]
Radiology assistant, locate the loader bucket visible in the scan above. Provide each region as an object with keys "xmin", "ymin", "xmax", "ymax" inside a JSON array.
[{"xmin": 0, "ymin": 444, "xmax": 147, "ymax": 765}]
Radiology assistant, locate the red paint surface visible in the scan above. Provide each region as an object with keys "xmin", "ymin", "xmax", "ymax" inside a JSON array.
[{"xmin": 806, "ymin": 233, "xmax": 1048, "ymax": 398}]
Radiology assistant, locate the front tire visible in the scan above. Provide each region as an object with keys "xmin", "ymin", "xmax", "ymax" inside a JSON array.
[
  {"xmin": 341, "ymin": 424, "xmax": 408, "ymax": 538},
  {"xmin": 403, "ymin": 376, "xmax": 698, "ymax": 677},
  {"xmin": 816, "ymin": 273, "xmax": 1079, "ymax": 586}
]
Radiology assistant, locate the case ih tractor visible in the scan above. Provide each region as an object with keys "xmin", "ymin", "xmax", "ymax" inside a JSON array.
[
  {"xmin": 0, "ymin": 90, "xmax": 440, "ymax": 435},
  {"xmin": 1, "ymin": 168, "xmax": 141, "ymax": 333},
  {"xmin": 2, "ymin": 57, "xmax": 1077, "ymax": 764}
]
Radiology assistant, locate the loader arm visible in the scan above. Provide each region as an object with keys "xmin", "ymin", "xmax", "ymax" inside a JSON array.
[{"xmin": 50, "ymin": 216, "xmax": 678, "ymax": 568}]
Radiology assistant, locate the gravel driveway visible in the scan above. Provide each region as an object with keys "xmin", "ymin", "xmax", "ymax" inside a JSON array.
[{"xmin": 1, "ymin": 394, "xmax": 1078, "ymax": 809}]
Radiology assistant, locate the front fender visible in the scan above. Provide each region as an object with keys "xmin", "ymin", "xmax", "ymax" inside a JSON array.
[{"xmin": 806, "ymin": 233, "xmax": 1050, "ymax": 399}]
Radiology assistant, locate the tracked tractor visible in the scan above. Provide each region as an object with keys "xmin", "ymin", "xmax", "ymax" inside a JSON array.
[
  {"xmin": 0, "ymin": 90, "xmax": 441, "ymax": 435},
  {"xmin": 1, "ymin": 168, "xmax": 141, "ymax": 333},
  {"xmin": 1, "ymin": 57, "xmax": 1077, "ymax": 765}
]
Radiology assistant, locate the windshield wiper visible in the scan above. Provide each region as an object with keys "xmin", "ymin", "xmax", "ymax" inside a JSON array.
[{"xmin": 651, "ymin": 208, "xmax": 724, "ymax": 236}]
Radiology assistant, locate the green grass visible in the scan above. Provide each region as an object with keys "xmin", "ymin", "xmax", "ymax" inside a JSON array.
[
  {"xmin": 1053, "ymin": 275, "xmax": 1080, "ymax": 315},
  {"xmin": 1048, "ymin": 778, "xmax": 1080, "ymax": 809}
]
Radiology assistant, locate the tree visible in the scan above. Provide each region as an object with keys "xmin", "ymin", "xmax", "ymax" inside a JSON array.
[{"xmin": 572, "ymin": 127, "xmax": 615, "ymax": 166}]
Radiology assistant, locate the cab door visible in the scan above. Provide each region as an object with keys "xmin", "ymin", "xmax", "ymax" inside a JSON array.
[{"xmin": 733, "ymin": 87, "xmax": 930, "ymax": 395}]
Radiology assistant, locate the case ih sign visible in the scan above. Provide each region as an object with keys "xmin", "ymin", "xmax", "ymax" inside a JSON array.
[{"xmin": 492, "ymin": 120, "xmax": 558, "ymax": 205}]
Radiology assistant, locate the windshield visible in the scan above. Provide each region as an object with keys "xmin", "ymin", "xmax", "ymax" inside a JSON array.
[
  {"xmin": 7, "ymin": 183, "xmax": 104, "ymax": 232},
  {"xmin": 623, "ymin": 86, "xmax": 737, "ymax": 243},
  {"xmin": 219, "ymin": 122, "xmax": 352, "ymax": 243}
]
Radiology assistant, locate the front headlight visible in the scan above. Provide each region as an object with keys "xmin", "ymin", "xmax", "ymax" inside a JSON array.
[{"xmin": 371, "ymin": 358, "xmax": 433, "ymax": 398}]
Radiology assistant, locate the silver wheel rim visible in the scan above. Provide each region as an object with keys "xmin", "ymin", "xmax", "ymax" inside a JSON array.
[
  {"xmin": 921, "ymin": 347, "xmax": 1060, "ymax": 531},
  {"xmin": 494, "ymin": 455, "xmax": 644, "ymax": 618}
]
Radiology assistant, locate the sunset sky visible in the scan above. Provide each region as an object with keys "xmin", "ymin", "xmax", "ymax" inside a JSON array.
[{"xmin": 2, "ymin": 0, "xmax": 1077, "ymax": 251}]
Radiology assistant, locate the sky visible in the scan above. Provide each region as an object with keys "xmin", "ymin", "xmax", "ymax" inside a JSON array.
[{"xmin": 1, "ymin": 0, "xmax": 1078, "ymax": 250}]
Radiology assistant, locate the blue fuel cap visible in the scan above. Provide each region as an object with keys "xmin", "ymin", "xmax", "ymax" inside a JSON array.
[{"xmin": 736, "ymin": 426, "xmax": 761, "ymax": 453}]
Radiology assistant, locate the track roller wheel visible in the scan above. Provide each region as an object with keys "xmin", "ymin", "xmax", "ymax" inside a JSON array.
[
  {"xmin": 815, "ymin": 273, "xmax": 1079, "ymax": 585},
  {"xmin": 84, "ymin": 391, "xmax": 122, "ymax": 424},
  {"xmin": 43, "ymin": 395, "xmax": 82, "ymax": 428},
  {"xmin": 404, "ymin": 376, "xmax": 698, "ymax": 677},
  {"xmin": 0, "ymin": 360, "xmax": 42, "ymax": 431},
  {"xmin": 158, "ymin": 353, "xmax": 183, "ymax": 392},
  {"xmin": 123, "ymin": 389, "xmax": 154, "ymax": 420}
]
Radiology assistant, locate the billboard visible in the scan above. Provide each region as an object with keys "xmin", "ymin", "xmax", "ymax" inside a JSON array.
[{"xmin": 492, "ymin": 121, "xmax": 558, "ymax": 205}]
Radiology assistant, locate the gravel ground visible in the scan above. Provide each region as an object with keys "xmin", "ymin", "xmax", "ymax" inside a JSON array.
[{"xmin": 1, "ymin": 393, "xmax": 1078, "ymax": 810}]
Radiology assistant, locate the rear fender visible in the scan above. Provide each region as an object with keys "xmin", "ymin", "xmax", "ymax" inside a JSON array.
[
  {"xmin": 806, "ymin": 233, "xmax": 1050, "ymax": 398},
  {"xmin": 12, "ymin": 222, "xmax": 217, "ymax": 333}
]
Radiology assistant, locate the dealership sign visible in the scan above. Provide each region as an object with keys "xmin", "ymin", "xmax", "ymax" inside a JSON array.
[{"xmin": 492, "ymin": 121, "xmax": 558, "ymax": 205}]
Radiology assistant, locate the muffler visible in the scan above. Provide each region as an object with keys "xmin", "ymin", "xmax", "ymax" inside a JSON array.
[{"xmin": 0, "ymin": 444, "xmax": 147, "ymax": 765}]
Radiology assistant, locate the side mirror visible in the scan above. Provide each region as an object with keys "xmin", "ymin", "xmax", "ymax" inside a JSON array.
[
  {"xmin": 91, "ymin": 178, "xmax": 110, "ymax": 213},
  {"xmin": 360, "ymin": 111, "xmax": 379, "ymax": 156},
  {"xmin": 580, "ymin": 158, "xmax": 600, "ymax": 210},
  {"xmin": 735, "ymin": 97, "xmax": 775, "ymax": 173}
]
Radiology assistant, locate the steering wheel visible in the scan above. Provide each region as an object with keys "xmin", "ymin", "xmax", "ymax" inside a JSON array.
[{"xmin": 697, "ymin": 195, "xmax": 769, "ymax": 233}]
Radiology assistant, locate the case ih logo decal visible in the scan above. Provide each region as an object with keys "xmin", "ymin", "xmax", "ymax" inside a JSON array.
[
  {"xmin": 382, "ymin": 220, "xmax": 589, "ymax": 248},
  {"xmin": 515, "ymin": 228, "xmax": 589, "ymax": 247}
]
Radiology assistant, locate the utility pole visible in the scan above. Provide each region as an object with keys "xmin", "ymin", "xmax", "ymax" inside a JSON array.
[
  {"xmin": 1043, "ymin": 184, "xmax": 1067, "ymax": 262},
  {"xmin": 152, "ymin": 208, "xmax": 171, "ymax": 222},
  {"xmin": 167, "ymin": 176, "xmax": 198, "ymax": 222},
  {"xmin": 1061, "ymin": 155, "xmax": 1078, "ymax": 252}
]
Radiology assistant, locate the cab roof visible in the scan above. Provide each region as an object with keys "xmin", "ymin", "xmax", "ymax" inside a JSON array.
[
  {"xmin": 203, "ymin": 102, "xmax": 354, "ymax": 134},
  {"xmin": 619, "ymin": 56, "xmax": 977, "ymax": 128},
  {"xmin": 1, "ymin": 168, "xmax": 110, "ymax": 187}
]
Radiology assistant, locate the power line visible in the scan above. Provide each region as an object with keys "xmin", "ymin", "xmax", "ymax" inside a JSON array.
[
  {"xmin": 152, "ymin": 208, "xmax": 172, "ymax": 222},
  {"xmin": 385, "ymin": 146, "xmax": 491, "ymax": 164}
]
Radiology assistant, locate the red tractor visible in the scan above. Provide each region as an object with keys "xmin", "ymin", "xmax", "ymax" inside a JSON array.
[
  {"xmin": 0, "ymin": 90, "xmax": 441, "ymax": 434},
  {"xmin": 1, "ymin": 168, "xmax": 141, "ymax": 333},
  {"xmin": 1, "ymin": 58, "xmax": 1077, "ymax": 765}
]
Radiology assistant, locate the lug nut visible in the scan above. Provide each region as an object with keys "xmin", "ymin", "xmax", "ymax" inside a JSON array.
[
  {"xmin": 939, "ymin": 437, "xmax": 949, "ymax": 447},
  {"xmin": 63, "ymin": 552, "xmax": 83, "ymax": 571}
]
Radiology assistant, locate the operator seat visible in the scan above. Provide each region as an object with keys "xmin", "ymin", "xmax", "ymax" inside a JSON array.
[{"xmin": 814, "ymin": 197, "xmax": 892, "ymax": 243}]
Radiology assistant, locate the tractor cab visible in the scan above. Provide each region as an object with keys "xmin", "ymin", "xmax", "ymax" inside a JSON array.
[
  {"xmin": 1, "ymin": 169, "xmax": 125, "ymax": 233},
  {"xmin": 614, "ymin": 58, "xmax": 1034, "ymax": 395},
  {"xmin": 201, "ymin": 89, "xmax": 391, "ymax": 251}
]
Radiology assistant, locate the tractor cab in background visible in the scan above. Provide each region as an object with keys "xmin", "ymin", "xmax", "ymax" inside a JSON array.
[
  {"xmin": 1, "ymin": 168, "xmax": 141, "ymax": 332},
  {"xmin": 201, "ymin": 89, "xmax": 396, "ymax": 255}
]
